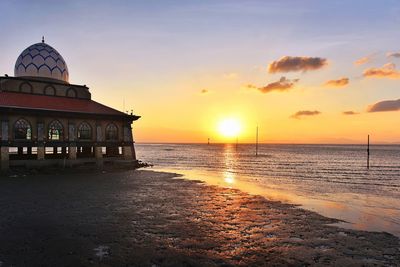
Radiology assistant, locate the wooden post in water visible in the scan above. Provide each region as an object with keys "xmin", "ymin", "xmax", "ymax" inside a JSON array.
[
  {"xmin": 256, "ymin": 125, "xmax": 259, "ymax": 156},
  {"xmin": 236, "ymin": 137, "xmax": 238, "ymax": 150},
  {"xmin": 367, "ymin": 134, "xmax": 370, "ymax": 169},
  {"xmin": 208, "ymin": 138, "xmax": 210, "ymax": 145}
]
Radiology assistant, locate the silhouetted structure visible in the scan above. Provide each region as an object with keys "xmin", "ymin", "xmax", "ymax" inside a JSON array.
[
  {"xmin": 0, "ymin": 39, "xmax": 140, "ymax": 171},
  {"xmin": 367, "ymin": 135, "xmax": 370, "ymax": 169},
  {"xmin": 256, "ymin": 125, "xmax": 259, "ymax": 156}
]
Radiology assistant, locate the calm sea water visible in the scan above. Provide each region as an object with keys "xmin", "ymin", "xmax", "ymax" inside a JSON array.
[{"xmin": 136, "ymin": 143, "xmax": 400, "ymax": 236}]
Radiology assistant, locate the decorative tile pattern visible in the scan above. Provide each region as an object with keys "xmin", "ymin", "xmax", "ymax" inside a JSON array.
[{"xmin": 14, "ymin": 43, "xmax": 69, "ymax": 82}]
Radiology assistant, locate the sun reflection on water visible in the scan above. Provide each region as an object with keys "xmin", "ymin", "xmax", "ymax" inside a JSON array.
[
  {"xmin": 224, "ymin": 172, "xmax": 235, "ymax": 184},
  {"xmin": 222, "ymin": 144, "xmax": 237, "ymax": 186}
]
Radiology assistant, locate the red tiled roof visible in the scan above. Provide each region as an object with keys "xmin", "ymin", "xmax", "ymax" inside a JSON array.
[{"xmin": 0, "ymin": 91, "xmax": 127, "ymax": 116}]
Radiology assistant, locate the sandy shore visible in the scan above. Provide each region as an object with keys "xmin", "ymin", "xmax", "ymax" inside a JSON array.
[{"xmin": 0, "ymin": 169, "xmax": 399, "ymax": 266}]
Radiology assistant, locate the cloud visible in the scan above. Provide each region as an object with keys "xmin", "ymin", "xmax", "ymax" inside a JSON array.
[
  {"xmin": 354, "ymin": 56, "xmax": 372, "ymax": 66},
  {"xmin": 200, "ymin": 89, "xmax": 209, "ymax": 94},
  {"xmin": 223, "ymin": 73, "xmax": 238, "ymax": 80},
  {"xmin": 363, "ymin": 63, "xmax": 400, "ymax": 79},
  {"xmin": 246, "ymin": 77, "xmax": 299, "ymax": 93},
  {"xmin": 354, "ymin": 53, "xmax": 379, "ymax": 66},
  {"xmin": 245, "ymin": 84, "xmax": 258, "ymax": 89},
  {"xmin": 383, "ymin": 62, "xmax": 396, "ymax": 69},
  {"xmin": 324, "ymin": 77, "xmax": 349, "ymax": 88},
  {"xmin": 259, "ymin": 77, "xmax": 299, "ymax": 93},
  {"xmin": 343, "ymin": 111, "xmax": 359, "ymax": 115},
  {"xmin": 367, "ymin": 99, "xmax": 400, "ymax": 112},
  {"xmin": 290, "ymin": 110, "xmax": 321, "ymax": 119},
  {"xmin": 387, "ymin": 52, "xmax": 400, "ymax": 58},
  {"xmin": 268, "ymin": 56, "xmax": 328, "ymax": 73}
]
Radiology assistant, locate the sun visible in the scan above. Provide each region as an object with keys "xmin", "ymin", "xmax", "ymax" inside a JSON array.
[{"xmin": 218, "ymin": 118, "xmax": 241, "ymax": 137}]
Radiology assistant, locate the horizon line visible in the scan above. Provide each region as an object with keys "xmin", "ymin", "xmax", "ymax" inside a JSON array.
[{"xmin": 135, "ymin": 142, "xmax": 400, "ymax": 145}]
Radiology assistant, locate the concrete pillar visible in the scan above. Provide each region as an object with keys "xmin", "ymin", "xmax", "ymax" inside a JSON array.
[
  {"xmin": 1, "ymin": 120, "xmax": 9, "ymax": 171},
  {"xmin": 122, "ymin": 146, "xmax": 133, "ymax": 160},
  {"xmin": 95, "ymin": 147, "xmax": 103, "ymax": 167},
  {"xmin": 95, "ymin": 123, "xmax": 103, "ymax": 166},
  {"xmin": 37, "ymin": 146, "xmax": 45, "ymax": 160},
  {"xmin": 123, "ymin": 124, "xmax": 136, "ymax": 160},
  {"xmin": 68, "ymin": 123, "xmax": 76, "ymax": 161},
  {"xmin": 69, "ymin": 146, "xmax": 77, "ymax": 160},
  {"xmin": 131, "ymin": 144, "xmax": 137, "ymax": 160},
  {"xmin": 131, "ymin": 129, "xmax": 137, "ymax": 161},
  {"xmin": 1, "ymin": 147, "xmax": 9, "ymax": 172}
]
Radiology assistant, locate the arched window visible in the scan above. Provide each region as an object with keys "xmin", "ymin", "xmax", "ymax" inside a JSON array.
[
  {"xmin": 66, "ymin": 88, "xmax": 77, "ymax": 98},
  {"xmin": 48, "ymin": 120, "xmax": 63, "ymax": 140},
  {"xmin": 78, "ymin": 122, "xmax": 91, "ymax": 140},
  {"xmin": 105, "ymin": 123, "xmax": 118, "ymax": 141},
  {"xmin": 19, "ymin": 82, "xmax": 33, "ymax": 94},
  {"xmin": 44, "ymin": 85, "xmax": 56, "ymax": 96},
  {"xmin": 14, "ymin": 119, "xmax": 32, "ymax": 140}
]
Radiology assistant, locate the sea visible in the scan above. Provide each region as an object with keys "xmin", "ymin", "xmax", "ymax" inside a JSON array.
[{"xmin": 136, "ymin": 143, "xmax": 400, "ymax": 237}]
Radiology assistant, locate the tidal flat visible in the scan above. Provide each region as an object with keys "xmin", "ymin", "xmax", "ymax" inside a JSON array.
[{"xmin": 0, "ymin": 170, "xmax": 399, "ymax": 266}]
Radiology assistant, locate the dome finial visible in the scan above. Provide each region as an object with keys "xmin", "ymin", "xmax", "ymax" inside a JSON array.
[{"xmin": 42, "ymin": 36, "xmax": 45, "ymax": 43}]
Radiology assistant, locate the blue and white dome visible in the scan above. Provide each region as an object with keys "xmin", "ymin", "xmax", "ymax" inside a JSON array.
[{"xmin": 14, "ymin": 40, "xmax": 69, "ymax": 83}]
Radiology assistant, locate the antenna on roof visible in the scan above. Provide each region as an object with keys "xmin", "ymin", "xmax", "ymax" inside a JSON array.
[{"xmin": 42, "ymin": 36, "xmax": 45, "ymax": 43}]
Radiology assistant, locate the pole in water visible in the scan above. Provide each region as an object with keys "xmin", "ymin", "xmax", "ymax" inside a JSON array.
[
  {"xmin": 256, "ymin": 125, "xmax": 259, "ymax": 156},
  {"xmin": 236, "ymin": 137, "xmax": 238, "ymax": 150},
  {"xmin": 207, "ymin": 138, "xmax": 210, "ymax": 145},
  {"xmin": 367, "ymin": 134, "xmax": 370, "ymax": 169}
]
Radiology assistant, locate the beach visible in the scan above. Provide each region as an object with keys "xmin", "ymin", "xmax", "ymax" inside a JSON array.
[
  {"xmin": 0, "ymin": 169, "xmax": 399, "ymax": 266},
  {"xmin": 136, "ymin": 143, "xmax": 400, "ymax": 237}
]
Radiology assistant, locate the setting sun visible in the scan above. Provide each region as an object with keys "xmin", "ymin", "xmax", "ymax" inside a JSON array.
[{"xmin": 218, "ymin": 118, "xmax": 241, "ymax": 137}]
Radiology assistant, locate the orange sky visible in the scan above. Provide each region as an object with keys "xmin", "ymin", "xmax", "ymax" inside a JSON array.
[{"xmin": 1, "ymin": 1, "xmax": 399, "ymax": 144}]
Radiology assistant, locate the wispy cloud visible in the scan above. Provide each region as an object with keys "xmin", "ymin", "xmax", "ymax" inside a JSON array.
[
  {"xmin": 246, "ymin": 77, "xmax": 299, "ymax": 94},
  {"xmin": 253, "ymin": 65, "xmax": 266, "ymax": 72},
  {"xmin": 268, "ymin": 56, "xmax": 328, "ymax": 73},
  {"xmin": 222, "ymin": 72, "xmax": 238, "ymax": 80},
  {"xmin": 368, "ymin": 99, "xmax": 400, "ymax": 112},
  {"xmin": 363, "ymin": 63, "xmax": 400, "ymax": 79},
  {"xmin": 200, "ymin": 89, "xmax": 209, "ymax": 94},
  {"xmin": 245, "ymin": 84, "xmax": 258, "ymax": 89},
  {"xmin": 343, "ymin": 111, "xmax": 359, "ymax": 115},
  {"xmin": 387, "ymin": 52, "xmax": 400, "ymax": 58},
  {"xmin": 354, "ymin": 55, "xmax": 373, "ymax": 66},
  {"xmin": 324, "ymin": 77, "xmax": 349, "ymax": 88},
  {"xmin": 290, "ymin": 110, "xmax": 321, "ymax": 119}
]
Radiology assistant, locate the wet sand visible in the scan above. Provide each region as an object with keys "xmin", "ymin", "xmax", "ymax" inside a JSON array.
[{"xmin": 0, "ymin": 170, "xmax": 399, "ymax": 266}]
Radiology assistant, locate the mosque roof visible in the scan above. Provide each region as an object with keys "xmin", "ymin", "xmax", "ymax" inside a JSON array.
[
  {"xmin": 0, "ymin": 91, "xmax": 137, "ymax": 119},
  {"xmin": 14, "ymin": 39, "xmax": 69, "ymax": 83}
]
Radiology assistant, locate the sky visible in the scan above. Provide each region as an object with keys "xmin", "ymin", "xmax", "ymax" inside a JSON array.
[{"xmin": 1, "ymin": 0, "xmax": 399, "ymax": 143}]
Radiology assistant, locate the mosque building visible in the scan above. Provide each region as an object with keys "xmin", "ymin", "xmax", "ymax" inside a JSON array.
[{"xmin": 0, "ymin": 38, "xmax": 140, "ymax": 171}]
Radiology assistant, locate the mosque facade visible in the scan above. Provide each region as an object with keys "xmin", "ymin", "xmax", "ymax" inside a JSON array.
[{"xmin": 0, "ymin": 38, "xmax": 140, "ymax": 171}]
